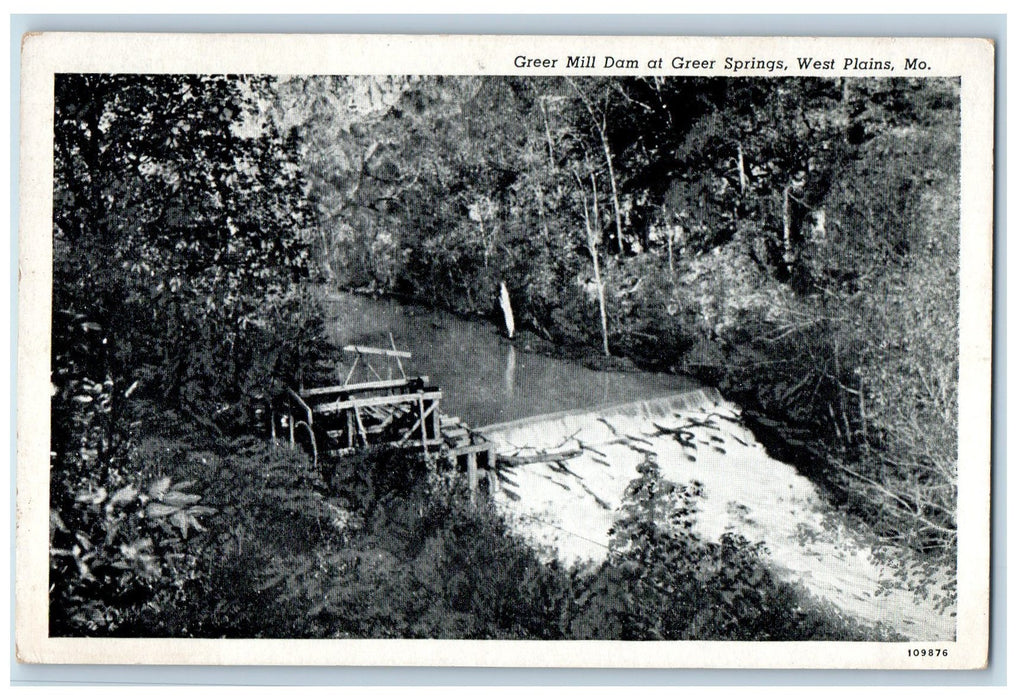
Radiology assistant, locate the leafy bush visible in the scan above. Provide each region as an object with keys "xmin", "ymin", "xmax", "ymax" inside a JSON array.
[
  {"xmin": 569, "ymin": 459, "xmax": 883, "ymax": 640},
  {"xmin": 49, "ymin": 472, "xmax": 214, "ymax": 635}
]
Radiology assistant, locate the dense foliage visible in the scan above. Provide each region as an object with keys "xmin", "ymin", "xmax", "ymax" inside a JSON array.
[
  {"xmin": 86, "ymin": 437, "xmax": 886, "ymax": 640},
  {"xmin": 50, "ymin": 74, "xmax": 326, "ymax": 634}
]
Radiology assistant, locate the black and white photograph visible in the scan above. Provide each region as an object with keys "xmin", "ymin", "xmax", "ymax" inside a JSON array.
[{"xmin": 16, "ymin": 33, "xmax": 994, "ymax": 668}]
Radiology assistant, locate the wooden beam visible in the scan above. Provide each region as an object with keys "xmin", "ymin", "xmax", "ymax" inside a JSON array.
[
  {"xmin": 395, "ymin": 399, "xmax": 439, "ymax": 448},
  {"xmin": 448, "ymin": 442, "xmax": 496, "ymax": 457},
  {"xmin": 499, "ymin": 448, "xmax": 582, "ymax": 466},
  {"xmin": 315, "ymin": 390, "xmax": 443, "ymax": 414},
  {"xmin": 343, "ymin": 354, "xmax": 360, "ymax": 385},
  {"xmin": 418, "ymin": 394, "xmax": 429, "ymax": 458},
  {"xmin": 325, "ymin": 433, "xmax": 444, "ymax": 448},
  {"xmin": 287, "ymin": 388, "xmax": 313, "ymax": 428},
  {"xmin": 390, "ymin": 333, "xmax": 406, "ymax": 379},
  {"xmin": 342, "ymin": 345, "xmax": 412, "ymax": 359},
  {"xmin": 353, "ymin": 404, "xmax": 369, "ymax": 446},
  {"xmin": 365, "ymin": 361, "xmax": 384, "ymax": 382},
  {"xmin": 467, "ymin": 453, "xmax": 478, "ymax": 505},
  {"xmin": 301, "ymin": 377, "xmax": 429, "ymax": 398}
]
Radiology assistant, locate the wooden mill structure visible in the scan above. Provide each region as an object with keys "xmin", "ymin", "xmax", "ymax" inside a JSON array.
[{"xmin": 278, "ymin": 341, "xmax": 498, "ymax": 502}]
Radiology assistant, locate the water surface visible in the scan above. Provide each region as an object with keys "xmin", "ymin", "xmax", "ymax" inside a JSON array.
[{"xmin": 323, "ymin": 291, "xmax": 698, "ymax": 427}]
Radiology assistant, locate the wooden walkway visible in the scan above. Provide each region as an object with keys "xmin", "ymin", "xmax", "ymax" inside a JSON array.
[{"xmin": 277, "ymin": 343, "xmax": 498, "ymax": 502}]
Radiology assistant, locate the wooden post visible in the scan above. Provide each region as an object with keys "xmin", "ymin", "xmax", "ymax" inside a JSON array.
[
  {"xmin": 346, "ymin": 410, "xmax": 355, "ymax": 448},
  {"xmin": 288, "ymin": 411, "xmax": 295, "ymax": 447},
  {"xmin": 467, "ymin": 452, "xmax": 478, "ymax": 506},
  {"xmin": 390, "ymin": 333, "xmax": 406, "ymax": 379},
  {"xmin": 487, "ymin": 468, "xmax": 498, "ymax": 497},
  {"xmin": 418, "ymin": 394, "xmax": 429, "ymax": 459},
  {"xmin": 353, "ymin": 405, "xmax": 369, "ymax": 446},
  {"xmin": 432, "ymin": 398, "xmax": 441, "ymax": 442},
  {"xmin": 487, "ymin": 449, "xmax": 498, "ymax": 497}
]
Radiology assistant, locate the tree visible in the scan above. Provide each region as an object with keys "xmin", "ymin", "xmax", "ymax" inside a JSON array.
[
  {"xmin": 53, "ymin": 74, "xmax": 313, "ymax": 431},
  {"xmin": 51, "ymin": 74, "xmax": 317, "ymax": 633}
]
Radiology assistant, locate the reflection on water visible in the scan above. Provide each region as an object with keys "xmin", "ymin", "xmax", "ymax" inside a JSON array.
[
  {"xmin": 504, "ymin": 344, "xmax": 516, "ymax": 399},
  {"xmin": 323, "ymin": 291, "xmax": 698, "ymax": 426}
]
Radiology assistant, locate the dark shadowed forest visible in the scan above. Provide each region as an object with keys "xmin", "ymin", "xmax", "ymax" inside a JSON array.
[{"xmin": 49, "ymin": 74, "xmax": 958, "ymax": 639}]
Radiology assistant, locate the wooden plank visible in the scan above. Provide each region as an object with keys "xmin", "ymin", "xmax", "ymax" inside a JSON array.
[
  {"xmin": 467, "ymin": 452, "xmax": 478, "ymax": 505},
  {"xmin": 418, "ymin": 394, "xmax": 429, "ymax": 458},
  {"xmin": 353, "ymin": 405, "xmax": 369, "ymax": 446},
  {"xmin": 301, "ymin": 376, "xmax": 429, "ymax": 398},
  {"xmin": 315, "ymin": 390, "xmax": 443, "ymax": 414},
  {"xmin": 390, "ymin": 333, "xmax": 406, "ymax": 379},
  {"xmin": 342, "ymin": 345, "xmax": 412, "ymax": 359},
  {"xmin": 449, "ymin": 442, "xmax": 496, "ymax": 457},
  {"xmin": 499, "ymin": 448, "xmax": 582, "ymax": 466},
  {"xmin": 395, "ymin": 399, "xmax": 439, "ymax": 448}
]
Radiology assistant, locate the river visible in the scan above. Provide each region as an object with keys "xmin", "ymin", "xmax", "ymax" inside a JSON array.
[
  {"xmin": 323, "ymin": 290, "xmax": 955, "ymax": 641},
  {"xmin": 323, "ymin": 291, "xmax": 698, "ymax": 427}
]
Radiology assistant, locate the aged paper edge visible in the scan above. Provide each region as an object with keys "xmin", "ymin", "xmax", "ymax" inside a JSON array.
[{"xmin": 16, "ymin": 32, "xmax": 994, "ymax": 669}]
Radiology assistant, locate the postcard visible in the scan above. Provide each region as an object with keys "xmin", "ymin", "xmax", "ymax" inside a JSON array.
[{"xmin": 16, "ymin": 32, "xmax": 993, "ymax": 668}]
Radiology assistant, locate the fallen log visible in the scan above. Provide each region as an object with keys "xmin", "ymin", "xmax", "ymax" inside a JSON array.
[{"xmin": 498, "ymin": 447, "xmax": 582, "ymax": 467}]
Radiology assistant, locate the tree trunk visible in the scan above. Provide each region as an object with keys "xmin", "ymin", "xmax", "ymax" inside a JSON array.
[
  {"xmin": 538, "ymin": 98, "xmax": 556, "ymax": 161},
  {"xmin": 599, "ymin": 129, "xmax": 625, "ymax": 255},
  {"xmin": 575, "ymin": 171, "xmax": 610, "ymax": 357},
  {"xmin": 737, "ymin": 141, "xmax": 748, "ymax": 194},
  {"xmin": 566, "ymin": 78, "xmax": 625, "ymax": 255},
  {"xmin": 782, "ymin": 184, "xmax": 794, "ymax": 273}
]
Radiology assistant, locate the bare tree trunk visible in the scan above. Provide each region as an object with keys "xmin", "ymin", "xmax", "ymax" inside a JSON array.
[
  {"xmin": 566, "ymin": 78, "xmax": 625, "ymax": 254},
  {"xmin": 782, "ymin": 184, "xmax": 793, "ymax": 272},
  {"xmin": 575, "ymin": 170, "xmax": 610, "ymax": 357},
  {"xmin": 319, "ymin": 229, "xmax": 335, "ymax": 280},
  {"xmin": 499, "ymin": 281, "xmax": 515, "ymax": 339},
  {"xmin": 737, "ymin": 141, "xmax": 748, "ymax": 194},
  {"xmin": 600, "ymin": 132, "xmax": 624, "ymax": 254},
  {"xmin": 667, "ymin": 226, "xmax": 674, "ymax": 276},
  {"xmin": 538, "ymin": 98, "xmax": 556, "ymax": 161}
]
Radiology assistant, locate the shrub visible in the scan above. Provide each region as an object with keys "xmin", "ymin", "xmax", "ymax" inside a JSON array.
[
  {"xmin": 569, "ymin": 459, "xmax": 886, "ymax": 641},
  {"xmin": 49, "ymin": 471, "xmax": 214, "ymax": 635}
]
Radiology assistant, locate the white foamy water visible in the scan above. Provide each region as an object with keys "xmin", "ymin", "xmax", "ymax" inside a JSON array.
[{"xmin": 480, "ymin": 389, "xmax": 955, "ymax": 641}]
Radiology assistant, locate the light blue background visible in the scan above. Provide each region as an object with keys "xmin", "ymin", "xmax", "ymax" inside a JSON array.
[{"xmin": 9, "ymin": 12, "xmax": 1006, "ymax": 686}]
